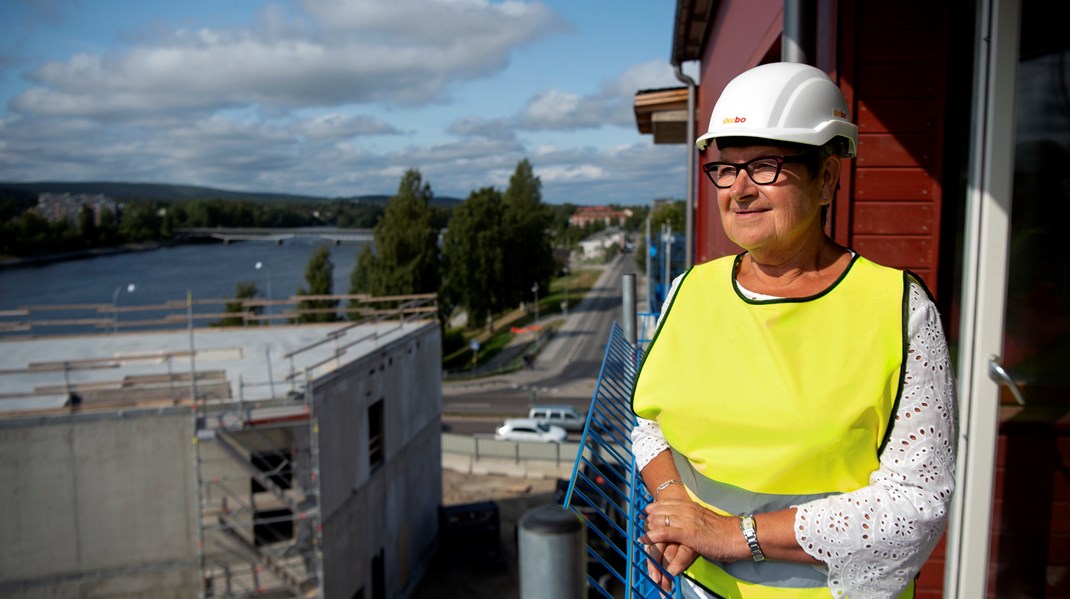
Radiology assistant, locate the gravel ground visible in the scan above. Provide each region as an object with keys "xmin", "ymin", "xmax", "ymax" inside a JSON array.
[{"xmin": 410, "ymin": 470, "xmax": 563, "ymax": 599}]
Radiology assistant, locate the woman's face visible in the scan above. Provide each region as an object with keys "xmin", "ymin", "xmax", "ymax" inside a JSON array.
[{"xmin": 715, "ymin": 144, "xmax": 837, "ymax": 257}]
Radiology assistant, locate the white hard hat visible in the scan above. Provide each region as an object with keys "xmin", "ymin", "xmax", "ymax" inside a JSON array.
[{"xmin": 696, "ymin": 62, "xmax": 857, "ymax": 157}]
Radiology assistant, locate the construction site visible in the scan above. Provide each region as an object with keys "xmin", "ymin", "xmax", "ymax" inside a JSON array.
[{"xmin": 0, "ymin": 295, "xmax": 442, "ymax": 598}]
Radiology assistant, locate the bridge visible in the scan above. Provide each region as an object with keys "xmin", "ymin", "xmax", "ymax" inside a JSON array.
[{"xmin": 174, "ymin": 227, "xmax": 374, "ymax": 244}]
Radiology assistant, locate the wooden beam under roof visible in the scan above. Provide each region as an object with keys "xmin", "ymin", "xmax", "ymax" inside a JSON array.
[{"xmin": 634, "ymin": 87, "xmax": 691, "ymax": 144}]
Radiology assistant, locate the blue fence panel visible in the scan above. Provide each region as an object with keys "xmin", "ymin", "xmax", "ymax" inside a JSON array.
[{"xmin": 563, "ymin": 321, "xmax": 678, "ymax": 598}]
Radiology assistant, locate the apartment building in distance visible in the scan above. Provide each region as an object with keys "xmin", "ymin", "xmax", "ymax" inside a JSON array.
[{"xmin": 35, "ymin": 192, "xmax": 120, "ymax": 225}]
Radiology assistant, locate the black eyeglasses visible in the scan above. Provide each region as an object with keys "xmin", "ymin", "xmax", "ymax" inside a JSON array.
[{"xmin": 701, "ymin": 154, "xmax": 813, "ymax": 188}]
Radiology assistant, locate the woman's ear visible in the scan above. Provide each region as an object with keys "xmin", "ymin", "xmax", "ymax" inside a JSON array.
[{"xmin": 820, "ymin": 157, "xmax": 841, "ymax": 205}]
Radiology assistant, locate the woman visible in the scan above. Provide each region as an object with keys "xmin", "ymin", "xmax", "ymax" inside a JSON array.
[{"xmin": 631, "ymin": 62, "xmax": 956, "ymax": 598}]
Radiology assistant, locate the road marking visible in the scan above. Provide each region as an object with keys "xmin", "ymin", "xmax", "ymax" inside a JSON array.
[{"xmin": 509, "ymin": 384, "xmax": 556, "ymax": 393}]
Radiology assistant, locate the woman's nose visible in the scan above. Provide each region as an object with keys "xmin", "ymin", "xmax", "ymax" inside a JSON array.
[{"xmin": 728, "ymin": 169, "xmax": 757, "ymax": 200}]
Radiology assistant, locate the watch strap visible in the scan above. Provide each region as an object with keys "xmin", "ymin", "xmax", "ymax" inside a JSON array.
[{"xmin": 739, "ymin": 515, "xmax": 766, "ymax": 562}]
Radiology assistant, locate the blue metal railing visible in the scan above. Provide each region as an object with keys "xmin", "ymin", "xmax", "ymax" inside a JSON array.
[{"xmin": 562, "ymin": 321, "xmax": 679, "ymax": 598}]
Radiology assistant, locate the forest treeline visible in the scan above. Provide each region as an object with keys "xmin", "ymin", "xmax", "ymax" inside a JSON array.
[
  {"xmin": 0, "ymin": 172, "xmax": 653, "ymax": 259},
  {"xmin": 0, "ymin": 188, "xmax": 394, "ymax": 257}
]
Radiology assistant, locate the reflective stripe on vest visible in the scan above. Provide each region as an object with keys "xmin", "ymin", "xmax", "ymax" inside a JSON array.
[{"xmin": 632, "ymin": 253, "xmax": 909, "ymax": 596}]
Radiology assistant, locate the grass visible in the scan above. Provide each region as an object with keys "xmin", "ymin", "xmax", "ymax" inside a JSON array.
[{"xmin": 441, "ymin": 267, "xmax": 602, "ymax": 371}]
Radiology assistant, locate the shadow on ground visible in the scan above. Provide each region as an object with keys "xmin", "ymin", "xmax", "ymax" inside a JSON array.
[{"xmin": 411, "ymin": 486, "xmax": 558, "ymax": 599}]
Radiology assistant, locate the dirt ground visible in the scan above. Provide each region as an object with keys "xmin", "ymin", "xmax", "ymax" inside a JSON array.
[{"xmin": 410, "ymin": 470, "xmax": 563, "ymax": 599}]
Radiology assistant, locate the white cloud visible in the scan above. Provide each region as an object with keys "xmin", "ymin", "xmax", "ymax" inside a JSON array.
[
  {"xmin": 294, "ymin": 113, "xmax": 400, "ymax": 139},
  {"xmin": 513, "ymin": 60, "xmax": 681, "ymax": 132},
  {"xmin": 300, "ymin": 0, "xmax": 565, "ymax": 45},
  {"xmin": 0, "ymin": 2, "xmax": 688, "ymax": 206},
  {"xmin": 11, "ymin": 0, "xmax": 568, "ymax": 119}
]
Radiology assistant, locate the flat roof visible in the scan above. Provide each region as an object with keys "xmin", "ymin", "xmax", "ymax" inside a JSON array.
[{"xmin": 0, "ymin": 320, "xmax": 433, "ymax": 417}]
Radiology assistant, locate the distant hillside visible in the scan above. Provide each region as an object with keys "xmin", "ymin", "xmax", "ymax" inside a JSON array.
[{"xmin": 0, "ymin": 181, "xmax": 462, "ymax": 208}]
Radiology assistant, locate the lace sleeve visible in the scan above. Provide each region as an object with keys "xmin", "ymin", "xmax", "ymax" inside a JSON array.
[
  {"xmin": 793, "ymin": 280, "xmax": 958, "ymax": 598},
  {"xmin": 632, "ymin": 417, "xmax": 670, "ymax": 471}
]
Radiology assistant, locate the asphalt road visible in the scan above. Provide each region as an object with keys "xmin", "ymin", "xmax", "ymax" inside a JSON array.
[{"xmin": 442, "ymin": 254, "xmax": 642, "ymax": 435}]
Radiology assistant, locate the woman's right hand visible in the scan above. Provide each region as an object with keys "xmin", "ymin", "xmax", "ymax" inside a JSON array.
[
  {"xmin": 646, "ymin": 541, "xmax": 699, "ymax": 592},
  {"xmin": 644, "ymin": 485, "xmax": 701, "ymax": 591}
]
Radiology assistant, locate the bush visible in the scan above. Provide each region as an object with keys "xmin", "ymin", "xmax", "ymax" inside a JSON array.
[{"xmin": 442, "ymin": 326, "xmax": 467, "ymax": 357}]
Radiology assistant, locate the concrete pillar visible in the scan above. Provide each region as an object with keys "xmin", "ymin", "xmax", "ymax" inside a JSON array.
[{"xmin": 518, "ymin": 505, "xmax": 585, "ymax": 599}]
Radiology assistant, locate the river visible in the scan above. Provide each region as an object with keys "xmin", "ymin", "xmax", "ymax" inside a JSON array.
[{"xmin": 0, "ymin": 238, "xmax": 366, "ymax": 334}]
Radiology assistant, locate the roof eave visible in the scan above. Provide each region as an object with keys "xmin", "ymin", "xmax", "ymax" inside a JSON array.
[{"xmin": 671, "ymin": 0, "xmax": 717, "ymax": 65}]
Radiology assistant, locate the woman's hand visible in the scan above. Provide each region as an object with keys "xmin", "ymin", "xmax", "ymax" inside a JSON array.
[
  {"xmin": 644, "ymin": 498, "xmax": 748, "ymax": 564},
  {"xmin": 645, "ymin": 540, "xmax": 699, "ymax": 592}
]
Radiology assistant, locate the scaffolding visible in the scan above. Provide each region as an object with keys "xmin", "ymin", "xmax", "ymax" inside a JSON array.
[
  {"xmin": 0, "ymin": 292, "xmax": 438, "ymax": 598},
  {"xmin": 194, "ymin": 370, "xmax": 323, "ymax": 598}
]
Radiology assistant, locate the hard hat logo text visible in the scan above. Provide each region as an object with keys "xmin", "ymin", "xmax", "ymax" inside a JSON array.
[{"xmin": 722, "ymin": 116, "xmax": 747, "ymax": 124}]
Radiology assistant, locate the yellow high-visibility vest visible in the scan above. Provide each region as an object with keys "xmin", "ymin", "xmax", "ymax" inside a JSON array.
[{"xmin": 633, "ymin": 253, "xmax": 913, "ymax": 598}]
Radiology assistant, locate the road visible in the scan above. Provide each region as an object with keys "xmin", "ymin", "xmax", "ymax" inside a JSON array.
[{"xmin": 441, "ymin": 254, "xmax": 642, "ymax": 435}]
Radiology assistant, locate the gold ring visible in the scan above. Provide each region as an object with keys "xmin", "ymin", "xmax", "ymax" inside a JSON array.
[{"xmin": 665, "ymin": 515, "xmax": 670, "ymax": 527}]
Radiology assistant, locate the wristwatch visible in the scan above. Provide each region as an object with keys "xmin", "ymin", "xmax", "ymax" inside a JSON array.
[{"xmin": 739, "ymin": 515, "xmax": 766, "ymax": 562}]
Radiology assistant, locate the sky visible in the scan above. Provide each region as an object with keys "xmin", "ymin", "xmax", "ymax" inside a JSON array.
[{"xmin": 0, "ymin": 0, "xmax": 699, "ymax": 206}]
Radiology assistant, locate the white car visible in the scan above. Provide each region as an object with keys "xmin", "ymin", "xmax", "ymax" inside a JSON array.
[{"xmin": 494, "ymin": 418, "xmax": 567, "ymax": 443}]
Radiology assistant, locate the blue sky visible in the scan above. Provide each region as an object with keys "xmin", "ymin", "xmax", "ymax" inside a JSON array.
[{"xmin": 0, "ymin": 0, "xmax": 699, "ymax": 206}]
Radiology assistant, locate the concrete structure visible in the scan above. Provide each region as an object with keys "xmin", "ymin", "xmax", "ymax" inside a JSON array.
[{"xmin": 0, "ymin": 312, "xmax": 441, "ymax": 598}]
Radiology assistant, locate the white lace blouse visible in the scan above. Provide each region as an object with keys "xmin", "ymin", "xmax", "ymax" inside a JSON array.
[{"xmin": 632, "ymin": 274, "xmax": 958, "ymax": 598}]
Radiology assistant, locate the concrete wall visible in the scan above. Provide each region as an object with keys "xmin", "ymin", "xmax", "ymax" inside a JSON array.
[
  {"xmin": 318, "ymin": 322, "xmax": 442, "ymax": 599},
  {"xmin": 0, "ymin": 409, "xmax": 199, "ymax": 597}
]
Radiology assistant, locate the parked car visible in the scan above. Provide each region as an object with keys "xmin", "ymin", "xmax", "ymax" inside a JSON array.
[
  {"xmin": 528, "ymin": 404, "xmax": 586, "ymax": 432},
  {"xmin": 494, "ymin": 418, "xmax": 567, "ymax": 442}
]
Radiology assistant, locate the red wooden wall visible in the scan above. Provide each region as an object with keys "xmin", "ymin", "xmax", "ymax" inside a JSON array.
[
  {"xmin": 835, "ymin": 2, "xmax": 948, "ymax": 293},
  {"xmin": 988, "ymin": 412, "xmax": 1070, "ymax": 598}
]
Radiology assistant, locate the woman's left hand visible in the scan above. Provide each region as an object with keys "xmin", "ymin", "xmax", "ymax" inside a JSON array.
[{"xmin": 644, "ymin": 498, "xmax": 746, "ymax": 564}]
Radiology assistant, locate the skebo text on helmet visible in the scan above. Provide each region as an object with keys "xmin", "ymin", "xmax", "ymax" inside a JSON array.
[{"xmin": 722, "ymin": 116, "xmax": 747, "ymax": 124}]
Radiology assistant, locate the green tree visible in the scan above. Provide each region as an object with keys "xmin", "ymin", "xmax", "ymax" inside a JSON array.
[
  {"xmin": 97, "ymin": 206, "xmax": 119, "ymax": 246},
  {"xmin": 119, "ymin": 201, "xmax": 164, "ymax": 241},
  {"xmin": 214, "ymin": 281, "xmax": 261, "ymax": 327},
  {"xmin": 501, "ymin": 159, "xmax": 555, "ymax": 311},
  {"xmin": 77, "ymin": 205, "xmax": 97, "ymax": 247},
  {"xmin": 350, "ymin": 169, "xmax": 441, "ymax": 304},
  {"xmin": 441, "ymin": 187, "xmax": 508, "ymax": 331},
  {"xmin": 651, "ymin": 200, "xmax": 686, "ymax": 232},
  {"xmin": 295, "ymin": 244, "xmax": 338, "ymax": 323}
]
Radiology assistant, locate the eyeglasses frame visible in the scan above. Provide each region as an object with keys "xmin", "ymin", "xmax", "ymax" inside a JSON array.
[{"xmin": 701, "ymin": 154, "xmax": 815, "ymax": 189}]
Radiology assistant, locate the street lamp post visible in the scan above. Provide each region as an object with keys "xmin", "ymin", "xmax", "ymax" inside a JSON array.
[
  {"xmin": 563, "ymin": 266, "xmax": 569, "ymax": 316},
  {"xmin": 112, "ymin": 283, "xmax": 136, "ymax": 334},
  {"xmin": 255, "ymin": 261, "xmax": 272, "ymax": 324},
  {"xmin": 531, "ymin": 282, "xmax": 540, "ymax": 324}
]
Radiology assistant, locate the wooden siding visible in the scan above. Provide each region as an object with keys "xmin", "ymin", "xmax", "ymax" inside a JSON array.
[
  {"xmin": 991, "ymin": 411, "xmax": 1070, "ymax": 598},
  {"xmin": 837, "ymin": 2, "xmax": 948, "ymax": 295}
]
